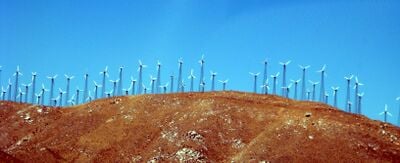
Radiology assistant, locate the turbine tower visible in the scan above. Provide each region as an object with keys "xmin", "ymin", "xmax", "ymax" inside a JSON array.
[
  {"xmin": 13, "ymin": 66, "xmax": 23, "ymax": 101},
  {"xmin": 75, "ymin": 87, "xmax": 83, "ymax": 104},
  {"xmin": 290, "ymin": 79, "xmax": 301, "ymax": 100},
  {"xmin": 130, "ymin": 77, "xmax": 136, "ymax": 95},
  {"xmin": 58, "ymin": 88, "xmax": 66, "ymax": 107},
  {"xmin": 93, "ymin": 81, "xmax": 102, "ymax": 100},
  {"xmin": 83, "ymin": 73, "xmax": 89, "ymax": 102},
  {"xmin": 118, "ymin": 66, "xmax": 124, "ymax": 96},
  {"xmin": 260, "ymin": 79, "xmax": 269, "ymax": 94},
  {"xmin": 396, "ymin": 97, "xmax": 400, "ymax": 126},
  {"xmin": 170, "ymin": 74, "xmax": 174, "ymax": 93},
  {"xmin": 249, "ymin": 72, "xmax": 260, "ymax": 93},
  {"xmin": 177, "ymin": 58, "xmax": 183, "ymax": 92},
  {"xmin": 198, "ymin": 55, "xmax": 205, "ymax": 91},
  {"xmin": 218, "ymin": 79, "xmax": 229, "ymax": 91},
  {"xmin": 262, "ymin": 59, "xmax": 268, "ymax": 94},
  {"xmin": 379, "ymin": 104, "xmax": 392, "ymax": 123},
  {"xmin": 271, "ymin": 72, "xmax": 280, "ymax": 95},
  {"xmin": 357, "ymin": 92, "xmax": 364, "ymax": 114},
  {"xmin": 150, "ymin": 75, "xmax": 157, "ymax": 94},
  {"xmin": 40, "ymin": 84, "xmax": 49, "ymax": 105},
  {"xmin": 344, "ymin": 75, "xmax": 353, "ymax": 112},
  {"xmin": 160, "ymin": 83, "xmax": 169, "ymax": 94},
  {"xmin": 1, "ymin": 86, "xmax": 6, "ymax": 100},
  {"xmin": 35, "ymin": 93, "xmax": 41, "ymax": 105},
  {"xmin": 156, "ymin": 61, "xmax": 162, "ymax": 94},
  {"xmin": 64, "ymin": 74, "xmax": 74, "ymax": 106},
  {"xmin": 0, "ymin": 66, "xmax": 2, "ymax": 92},
  {"xmin": 317, "ymin": 65, "xmax": 327, "ymax": 102},
  {"xmin": 47, "ymin": 75, "xmax": 58, "ymax": 105},
  {"xmin": 21, "ymin": 83, "xmax": 31, "ymax": 103},
  {"xmin": 137, "ymin": 60, "xmax": 147, "ymax": 95},
  {"xmin": 279, "ymin": 60, "xmax": 291, "ymax": 96},
  {"xmin": 110, "ymin": 79, "xmax": 119, "ymax": 97},
  {"xmin": 353, "ymin": 77, "xmax": 364, "ymax": 114},
  {"xmin": 309, "ymin": 80, "xmax": 319, "ymax": 101},
  {"xmin": 331, "ymin": 87, "xmax": 339, "ymax": 108},
  {"xmin": 299, "ymin": 65, "xmax": 310, "ymax": 100},
  {"xmin": 31, "ymin": 72, "xmax": 37, "ymax": 103},
  {"xmin": 99, "ymin": 66, "xmax": 109, "ymax": 98},
  {"xmin": 188, "ymin": 69, "xmax": 196, "ymax": 92},
  {"xmin": 210, "ymin": 71, "xmax": 217, "ymax": 91}
]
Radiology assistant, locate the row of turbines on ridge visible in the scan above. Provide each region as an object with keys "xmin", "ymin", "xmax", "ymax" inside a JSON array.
[{"xmin": 0, "ymin": 56, "xmax": 399, "ymax": 125}]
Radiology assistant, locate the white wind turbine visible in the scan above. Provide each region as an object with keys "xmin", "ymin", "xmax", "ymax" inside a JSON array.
[
  {"xmin": 51, "ymin": 96, "xmax": 60, "ymax": 107},
  {"xmin": 105, "ymin": 90, "xmax": 113, "ymax": 98},
  {"xmin": 93, "ymin": 81, "xmax": 102, "ymax": 100},
  {"xmin": 0, "ymin": 66, "xmax": 2, "ymax": 92},
  {"xmin": 21, "ymin": 83, "xmax": 32, "ymax": 103},
  {"xmin": 130, "ymin": 77, "xmax": 136, "ymax": 95},
  {"xmin": 380, "ymin": 104, "xmax": 392, "ymax": 123},
  {"xmin": 218, "ymin": 79, "xmax": 229, "ymax": 91},
  {"xmin": 324, "ymin": 91, "xmax": 329, "ymax": 104},
  {"xmin": 262, "ymin": 59, "xmax": 268, "ymax": 94},
  {"xmin": 160, "ymin": 83, "xmax": 169, "ymax": 94},
  {"xmin": 170, "ymin": 74, "xmax": 174, "ymax": 93},
  {"xmin": 68, "ymin": 94, "xmax": 76, "ymax": 106},
  {"xmin": 299, "ymin": 65, "xmax": 310, "ymax": 100},
  {"xmin": 354, "ymin": 77, "xmax": 364, "ymax": 114},
  {"xmin": 210, "ymin": 71, "xmax": 217, "ymax": 91},
  {"xmin": 64, "ymin": 74, "xmax": 74, "ymax": 106},
  {"xmin": 13, "ymin": 66, "xmax": 23, "ymax": 101},
  {"xmin": 40, "ymin": 84, "xmax": 49, "ymax": 105},
  {"xmin": 1, "ymin": 86, "xmax": 6, "ymax": 100},
  {"xmin": 309, "ymin": 80, "xmax": 319, "ymax": 101},
  {"xmin": 357, "ymin": 92, "xmax": 364, "ymax": 114},
  {"xmin": 17, "ymin": 88, "xmax": 24, "ymax": 103},
  {"xmin": 396, "ymin": 97, "xmax": 400, "ymax": 126},
  {"xmin": 249, "ymin": 72, "xmax": 260, "ymax": 93},
  {"xmin": 31, "ymin": 72, "xmax": 37, "ymax": 103},
  {"xmin": 118, "ymin": 66, "xmax": 124, "ymax": 96},
  {"xmin": 260, "ymin": 79, "xmax": 269, "ymax": 95},
  {"xmin": 35, "ymin": 93, "xmax": 41, "ymax": 105},
  {"xmin": 306, "ymin": 89, "xmax": 311, "ymax": 101},
  {"xmin": 156, "ymin": 61, "xmax": 162, "ymax": 94},
  {"xmin": 290, "ymin": 79, "xmax": 301, "ymax": 100},
  {"xmin": 344, "ymin": 75, "xmax": 353, "ymax": 112},
  {"xmin": 58, "ymin": 88, "xmax": 66, "ymax": 107},
  {"xmin": 279, "ymin": 60, "xmax": 291, "ymax": 96},
  {"xmin": 47, "ymin": 74, "xmax": 58, "ymax": 105},
  {"xmin": 331, "ymin": 87, "xmax": 339, "ymax": 108},
  {"xmin": 7, "ymin": 79, "xmax": 12, "ymax": 101},
  {"xmin": 198, "ymin": 55, "xmax": 205, "ymax": 91},
  {"xmin": 83, "ymin": 73, "xmax": 89, "ymax": 102},
  {"xmin": 177, "ymin": 58, "xmax": 184, "ymax": 92},
  {"xmin": 282, "ymin": 83, "xmax": 293, "ymax": 98},
  {"xmin": 317, "ymin": 65, "xmax": 327, "ymax": 103},
  {"xmin": 109, "ymin": 79, "xmax": 119, "ymax": 97},
  {"xmin": 188, "ymin": 69, "xmax": 196, "ymax": 92},
  {"xmin": 137, "ymin": 60, "xmax": 147, "ymax": 95},
  {"xmin": 75, "ymin": 87, "xmax": 83, "ymax": 104},
  {"xmin": 150, "ymin": 75, "xmax": 157, "ymax": 94},
  {"xmin": 270, "ymin": 72, "xmax": 280, "ymax": 95},
  {"xmin": 86, "ymin": 91, "xmax": 92, "ymax": 102},
  {"xmin": 99, "ymin": 66, "xmax": 109, "ymax": 98}
]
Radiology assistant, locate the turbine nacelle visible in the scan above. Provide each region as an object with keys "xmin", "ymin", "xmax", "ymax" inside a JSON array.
[
  {"xmin": 299, "ymin": 65, "xmax": 310, "ymax": 70},
  {"xmin": 279, "ymin": 60, "xmax": 291, "ymax": 66}
]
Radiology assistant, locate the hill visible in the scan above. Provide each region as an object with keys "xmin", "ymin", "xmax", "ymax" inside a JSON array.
[{"xmin": 1, "ymin": 91, "xmax": 400, "ymax": 162}]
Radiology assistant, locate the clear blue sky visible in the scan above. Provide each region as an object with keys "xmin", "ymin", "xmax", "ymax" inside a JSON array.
[{"xmin": 1, "ymin": 0, "xmax": 400, "ymax": 125}]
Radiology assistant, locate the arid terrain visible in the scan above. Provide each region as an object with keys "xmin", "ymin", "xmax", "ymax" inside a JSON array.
[{"xmin": 1, "ymin": 91, "xmax": 400, "ymax": 162}]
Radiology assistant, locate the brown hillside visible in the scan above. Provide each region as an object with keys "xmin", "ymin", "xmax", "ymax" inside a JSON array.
[{"xmin": 1, "ymin": 91, "xmax": 400, "ymax": 162}]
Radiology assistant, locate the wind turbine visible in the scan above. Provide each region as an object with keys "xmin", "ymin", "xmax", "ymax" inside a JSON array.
[
  {"xmin": 117, "ymin": 66, "xmax": 124, "ymax": 96},
  {"xmin": 218, "ymin": 79, "xmax": 229, "ymax": 91},
  {"xmin": 110, "ymin": 79, "xmax": 119, "ymax": 97},
  {"xmin": 262, "ymin": 59, "xmax": 268, "ymax": 94},
  {"xmin": 357, "ymin": 92, "xmax": 364, "ymax": 114},
  {"xmin": 99, "ymin": 66, "xmax": 109, "ymax": 98},
  {"xmin": 156, "ymin": 61, "xmax": 162, "ymax": 94},
  {"xmin": 58, "ymin": 88, "xmax": 66, "ymax": 107},
  {"xmin": 200, "ymin": 81, "xmax": 205, "ymax": 93},
  {"xmin": 68, "ymin": 94, "xmax": 76, "ymax": 106},
  {"xmin": 306, "ymin": 89, "xmax": 311, "ymax": 101},
  {"xmin": 137, "ymin": 60, "xmax": 147, "ymax": 95},
  {"xmin": 130, "ymin": 77, "xmax": 136, "ymax": 95},
  {"xmin": 279, "ymin": 60, "xmax": 291, "ymax": 96},
  {"xmin": 324, "ymin": 91, "xmax": 329, "ymax": 104},
  {"xmin": 249, "ymin": 72, "xmax": 260, "ymax": 93},
  {"xmin": 181, "ymin": 79, "xmax": 186, "ymax": 92},
  {"xmin": 260, "ymin": 79, "xmax": 269, "ymax": 95},
  {"xmin": 282, "ymin": 83, "xmax": 293, "ymax": 98},
  {"xmin": 160, "ymin": 83, "xmax": 169, "ymax": 94},
  {"xmin": 317, "ymin": 65, "xmax": 327, "ymax": 102},
  {"xmin": 13, "ymin": 66, "xmax": 23, "ymax": 101},
  {"xmin": 177, "ymin": 58, "xmax": 183, "ymax": 92},
  {"xmin": 188, "ymin": 69, "xmax": 196, "ymax": 92},
  {"xmin": 270, "ymin": 72, "xmax": 280, "ymax": 95},
  {"xmin": 299, "ymin": 65, "xmax": 310, "ymax": 100},
  {"xmin": 379, "ymin": 104, "xmax": 392, "ymax": 123},
  {"xmin": 86, "ymin": 91, "xmax": 92, "ymax": 102},
  {"xmin": 105, "ymin": 90, "xmax": 113, "ymax": 98},
  {"xmin": 51, "ymin": 96, "xmax": 60, "ymax": 107},
  {"xmin": 0, "ymin": 66, "xmax": 2, "ymax": 92},
  {"xmin": 331, "ymin": 87, "xmax": 339, "ymax": 108},
  {"xmin": 40, "ymin": 84, "xmax": 49, "ymax": 105},
  {"xmin": 35, "ymin": 93, "xmax": 41, "ymax": 105},
  {"xmin": 290, "ymin": 79, "xmax": 301, "ymax": 100},
  {"xmin": 354, "ymin": 77, "xmax": 364, "ymax": 114},
  {"xmin": 31, "ymin": 72, "xmax": 37, "ymax": 103},
  {"xmin": 309, "ymin": 80, "xmax": 319, "ymax": 101},
  {"xmin": 64, "ymin": 74, "xmax": 74, "ymax": 106},
  {"xmin": 21, "ymin": 83, "xmax": 32, "ymax": 103},
  {"xmin": 93, "ymin": 81, "xmax": 102, "ymax": 100},
  {"xmin": 396, "ymin": 97, "xmax": 400, "ymax": 126},
  {"xmin": 210, "ymin": 71, "xmax": 217, "ymax": 91},
  {"xmin": 75, "ymin": 87, "xmax": 83, "ymax": 104},
  {"xmin": 83, "ymin": 73, "xmax": 89, "ymax": 102},
  {"xmin": 143, "ymin": 84, "xmax": 148, "ymax": 94},
  {"xmin": 150, "ymin": 75, "xmax": 157, "ymax": 94},
  {"xmin": 17, "ymin": 88, "xmax": 24, "ymax": 103},
  {"xmin": 198, "ymin": 55, "xmax": 205, "ymax": 91},
  {"xmin": 1, "ymin": 86, "xmax": 6, "ymax": 100},
  {"xmin": 47, "ymin": 74, "xmax": 58, "ymax": 105},
  {"xmin": 344, "ymin": 75, "xmax": 353, "ymax": 112},
  {"xmin": 7, "ymin": 79, "xmax": 12, "ymax": 101},
  {"xmin": 170, "ymin": 74, "xmax": 174, "ymax": 93}
]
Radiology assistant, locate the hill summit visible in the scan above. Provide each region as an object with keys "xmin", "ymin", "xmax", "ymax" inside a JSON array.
[{"xmin": 1, "ymin": 91, "xmax": 400, "ymax": 162}]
